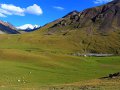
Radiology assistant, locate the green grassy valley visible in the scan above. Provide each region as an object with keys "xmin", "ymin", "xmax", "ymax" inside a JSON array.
[
  {"xmin": 0, "ymin": 52, "xmax": 120, "ymax": 89},
  {"xmin": 0, "ymin": 18, "xmax": 120, "ymax": 89},
  {"xmin": 0, "ymin": 33, "xmax": 120, "ymax": 89},
  {"xmin": 0, "ymin": 0, "xmax": 120, "ymax": 89}
]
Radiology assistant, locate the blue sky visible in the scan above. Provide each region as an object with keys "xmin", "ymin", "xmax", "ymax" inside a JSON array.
[{"xmin": 0, "ymin": 0, "xmax": 112, "ymax": 27}]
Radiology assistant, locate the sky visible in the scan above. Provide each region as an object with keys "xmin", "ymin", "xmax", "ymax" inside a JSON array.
[{"xmin": 0, "ymin": 0, "xmax": 113, "ymax": 27}]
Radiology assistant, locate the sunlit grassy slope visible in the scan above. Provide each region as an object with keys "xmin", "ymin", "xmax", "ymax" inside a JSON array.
[
  {"xmin": 0, "ymin": 50, "xmax": 120, "ymax": 90},
  {"xmin": 0, "ymin": 52, "xmax": 120, "ymax": 89},
  {"xmin": 0, "ymin": 26, "xmax": 120, "ymax": 89}
]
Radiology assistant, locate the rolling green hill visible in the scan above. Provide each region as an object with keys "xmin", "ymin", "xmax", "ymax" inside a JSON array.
[{"xmin": 0, "ymin": 51, "xmax": 120, "ymax": 89}]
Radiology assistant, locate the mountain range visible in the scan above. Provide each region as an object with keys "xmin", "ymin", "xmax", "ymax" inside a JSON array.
[
  {"xmin": 46, "ymin": 0, "xmax": 120, "ymax": 34},
  {"xmin": 37, "ymin": 0, "xmax": 120, "ymax": 54},
  {"xmin": 0, "ymin": 21, "xmax": 40, "ymax": 34},
  {"xmin": 17, "ymin": 24, "xmax": 40, "ymax": 30}
]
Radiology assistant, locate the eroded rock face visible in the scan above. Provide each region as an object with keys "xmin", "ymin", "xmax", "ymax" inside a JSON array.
[
  {"xmin": 49, "ymin": 0, "xmax": 120, "ymax": 33},
  {"xmin": 0, "ymin": 20, "xmax": 19, "ymax": 34}
]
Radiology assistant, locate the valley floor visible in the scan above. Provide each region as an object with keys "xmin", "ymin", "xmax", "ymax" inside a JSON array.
[
  {"xmin": 0, "ymin": 34, "xmax": 120, "ymax": 89},
  {"xmin": 0, "ymin": 50, "xmax": 120, "ymax": 89}
]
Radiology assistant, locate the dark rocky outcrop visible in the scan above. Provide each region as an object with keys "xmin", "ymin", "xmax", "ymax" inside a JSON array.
[{"xmin": 100, "ymin": 72, "xmax": 120, "ymax": 79}]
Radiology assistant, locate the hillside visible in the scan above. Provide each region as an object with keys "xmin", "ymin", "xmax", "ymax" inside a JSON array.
[
  {"xmin": 0, "ymin": 20, "xmax": 19, "ymax": 34},
  {"xmin": 0, "ymin": 0, "xmax": 120, "ymax": 55},
  {"xmin": 47, "ymin": 0, "xmax": 120, "ymax": 34},
  {"xmin": 0, "ymin": 0, "xmax": 120, "ymax": 89},
  {"xmin": 33, "ymin": 0, "xmax": 120, "ymax": 55}
]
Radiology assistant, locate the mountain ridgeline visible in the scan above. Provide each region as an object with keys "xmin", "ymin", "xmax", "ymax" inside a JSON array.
[
  {"xmin": 0, "ymin": 21, "xmax": 19, "ymax": 34},
  {"xmin": 0, "ymin": 21, "xmax": 40, "ymax": 34},
  {"xmin": 39, "ymin": 0, "xmax": 120, "ymax": 54},
  {"xmin": 47, "ymin": 0, "xmax": 120, "ymax": 34}
]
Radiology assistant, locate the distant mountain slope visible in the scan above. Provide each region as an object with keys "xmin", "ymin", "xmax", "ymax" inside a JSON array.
[
  {"xmin": 0, "ymin": 20, "xmax": 19, "ymax": 34},
  {"xmin": 46, "ymin": 0, "xmax": 120, "ymax": 34},
  {"xmin": 17, "ymin": 24, "xmax": 40, "ymax": 30},
  {"xmin": 17, "ymin": 24, "xmax": 40, "ymax": 33}
]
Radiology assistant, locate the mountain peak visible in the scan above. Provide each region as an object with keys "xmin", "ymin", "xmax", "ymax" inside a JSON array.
[
  {"xmin": 113, "ymin": 0, "xmax": 120, "ymax": 2},
  {"xmin": 63, "ymin": 10, "xmax": 79, "ymax": 18},
  {"xmin": 109, "ymin": 0, "xmax": 120, "ymax": 4},
  {"xmin": 69, "ymin": 10, "xmax": 79, "ymax": 14},
  {"xmin": 17, "ymin": 24, "xmax": 40, "ymax": 30},
  {"xmin": 46, "ymin": 0, "xmax": 120, "ymax": 34}
]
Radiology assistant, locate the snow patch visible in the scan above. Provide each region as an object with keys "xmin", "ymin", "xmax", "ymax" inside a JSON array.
[{"xmin": 17, "ymin": 24, "xmax": 40, "ymax": 30}]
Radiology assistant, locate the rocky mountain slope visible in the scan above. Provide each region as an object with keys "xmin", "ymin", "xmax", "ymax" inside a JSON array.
[
  {"xmin": 0, "ymin": 20, "xmax": 19, "ymax": 34},
  {"xmin": 0, "ymin": 0, "xmax": 120, "ymax": 54},
  {"xmin": 46, "ymin": 0, "xmax": 120, "ymax": 34},
  {"xmin": 36, "ymin": 0, "xmax": 120, "ymax": 54}
]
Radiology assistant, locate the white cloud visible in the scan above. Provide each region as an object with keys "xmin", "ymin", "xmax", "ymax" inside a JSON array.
[
  {"xmin": 0, "ymin": 13, "xmax": 6, "ymax": 17},
  {"xmin": 0, "ymin": 4, "xmax": 43, "ymax": 17},
  {"xmin": 17, "ymin": 24, "xmax": 40, "ymax": 30},
  {"xmin": 25, "ymin": 4, "xmax": 43, "ymax": 15},
  {"xmin": 0, "ymin": 8, "xmax": 12, "ymax": 15},
  {"xmin": 53, "ymin": 6, "xmax": 64, "ymax": 10},
  {"xmin": 1, "ymin": 4, "xmax": 25, "ymax": 16},
  {"xmin": 94, "ymin": 0, "xmax": 113, "ymax": 4}
]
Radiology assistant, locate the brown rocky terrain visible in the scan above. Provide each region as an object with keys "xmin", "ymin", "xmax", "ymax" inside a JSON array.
[
  {"xmin": 47, "ymin": 0, "xmax": 120, "ymax": 34},
  {"xmin": 0, "ymin": 20, "xmax": 19, "ymax": 34}
]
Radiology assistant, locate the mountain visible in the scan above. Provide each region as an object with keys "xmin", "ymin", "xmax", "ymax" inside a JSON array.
[
  {"xmin": 37, "ymin": 0, "xmax": 120, "ymax": 54},
  {"xmin": 17, "ymin": 24, "xmax": 40, "ymax": 30},
  {"xmin": 16, "ymin": 24, "xmax": 40, "ymax": 33},
  {"xmin": 45, "ymin": 0, "xmax": 120, "ymax": 34},
  {"xmin": 0, "ymin": 20, "xmax": 19, "ymax": 34},
  {"xmin": 0, "ymin": 0, "xmax": 120, "ymax": 54}
]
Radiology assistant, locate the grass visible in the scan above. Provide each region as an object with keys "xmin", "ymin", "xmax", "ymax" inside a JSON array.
[
  {"xmin": 0, "ymin": 50, "xmax": 120, "ymax": 89},
  {"xmin": 0, "ymin": 28, "xmax": 120, "ymax": 89}
]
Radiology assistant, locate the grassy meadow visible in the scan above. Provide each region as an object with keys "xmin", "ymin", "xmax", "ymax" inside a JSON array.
[{"xmin": 0, "ymin": 31, "xmax": 120, "ymax": 89}]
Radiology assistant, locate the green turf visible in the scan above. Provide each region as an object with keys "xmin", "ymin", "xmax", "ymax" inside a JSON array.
[
  {"xmin": 0, "ymin": 30, "xmax": 120, "ymax": 89},
  {"xmin": 0, "ymin": 51, "xmax": 120, "ymax": 89}
]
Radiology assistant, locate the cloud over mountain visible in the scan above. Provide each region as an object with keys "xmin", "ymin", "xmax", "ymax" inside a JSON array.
[{"xmin": 0, "ymin": 4, "xmax": 43, "ymax": 17}]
